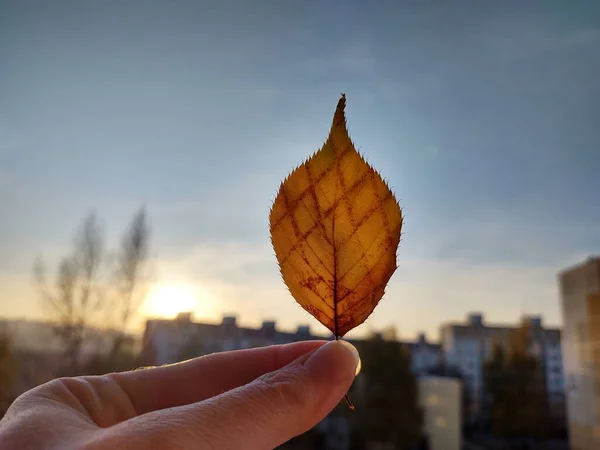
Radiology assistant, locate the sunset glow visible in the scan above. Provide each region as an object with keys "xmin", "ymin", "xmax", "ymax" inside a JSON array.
[{"xmin": 142, "ymin": 283, "xmax": 214, "ymax": 319}]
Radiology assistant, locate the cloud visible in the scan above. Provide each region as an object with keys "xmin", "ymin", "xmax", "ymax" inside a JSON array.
[
  {"xmin": 361, "ymin": 255, "xmax": 564, "ymax": 341},
  {"xmin": 411, "ymin": 207, "xmax": 600, "ymax": 267},
  {"xmin": 147, "ymin": 239, "xmax": 299, "ymax": 327},
  {"xmin": 561, "ymin": 28, "xmax": 600, "ymax": 46},
  {"xmin": 478, "ymin": 23, "xmax": 600, "ymax": 64},
  {"xmin": 155, "ymin": 240, "xmax": 274, "ymax": 282}
]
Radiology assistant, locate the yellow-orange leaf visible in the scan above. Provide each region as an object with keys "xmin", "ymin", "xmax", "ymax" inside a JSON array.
[{"xmin": 269, "ymin": 94, "xmax": 402, "ymax": 338}]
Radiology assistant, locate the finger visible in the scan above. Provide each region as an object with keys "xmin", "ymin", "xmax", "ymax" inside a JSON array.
[
  {"xmin": 101, "ymin": 340, "xmax": 360, "ymax": 450},
  {"xmin": 111, "ymin": 340, "xmax": 326, "ymax": 415}
]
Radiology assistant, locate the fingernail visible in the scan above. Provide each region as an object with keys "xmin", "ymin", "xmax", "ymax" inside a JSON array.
[
  {"xmin": 338, "ymin": 340, "xmax": 361, "ymax": 376},
  {"xmin": 303, "ymin": 340, "xmax": 361, "ymax": 384}
]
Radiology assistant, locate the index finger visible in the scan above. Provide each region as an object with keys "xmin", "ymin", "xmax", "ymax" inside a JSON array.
[{"xmin": 111, "ymin": 340, "xmax": 326, "ymax": 415}]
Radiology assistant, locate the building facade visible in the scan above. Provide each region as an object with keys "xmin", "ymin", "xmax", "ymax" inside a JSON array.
[
  {"xmin": 559, "ymin": 257, "xmax": 600, "ymax": 450},
  {"xmin": 141, "ymin": 312, "xmax": 443, "ymax": 374},
  {"xmin": 406, "ymin": 333, "xmax": 443, "ymax": 375},
  {"xmin": 440, "ymin": 313, "xmax": 564, "ymax": 423},
  {"xmin": 419, "ymin": 376, "xmax": 462, "ymax": 450},
  {"xmin": 140, "ymin": 313, "xmax": 324, "ymax": 365}
]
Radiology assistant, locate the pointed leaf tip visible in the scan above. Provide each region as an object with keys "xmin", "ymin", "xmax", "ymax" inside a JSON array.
[
  {"xmin": 333, "ymin": 94, "xmax": 347, "ymax": 129},
  {"xmin": 269, "ymin": 94, "xmax": 403, "ymax": 338}
]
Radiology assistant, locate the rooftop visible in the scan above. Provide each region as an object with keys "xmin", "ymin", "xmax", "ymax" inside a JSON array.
[
  {"xmin": 559, "ymin": 255, "xmax": 600, "ymax": 277},
  {"xmin": 145, "ymin": 312, "xmax": 331, "ymax": 341},
  {"xmin": 144, "ymin": 313, "xmax": 443, "ymax": 347},
  {"xmin": 441, "ymin": 313, "xmax": 561, "ymax": 338}
]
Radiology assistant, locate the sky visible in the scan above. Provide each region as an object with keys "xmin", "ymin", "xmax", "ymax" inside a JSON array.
[{"xmin": 1, "ymin": 1, "xmax": 599, "ymax": 340}]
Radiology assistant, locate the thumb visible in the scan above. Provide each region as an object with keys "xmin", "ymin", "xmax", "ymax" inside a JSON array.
[{"xmin": 106, "ymin": 340, "xmax": 360, "ymax": 450}]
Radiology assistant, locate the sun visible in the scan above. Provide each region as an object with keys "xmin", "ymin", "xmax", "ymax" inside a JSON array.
[{"xmin": 142, "ymin": 283, "xmax": 202, "ymax": 319}]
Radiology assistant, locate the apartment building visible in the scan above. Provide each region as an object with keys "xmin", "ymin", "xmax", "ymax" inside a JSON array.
[
  {"xmin": 140, "ymin": 313, "xmax": 323, "ymax": 365},
  {"xmin": 559, "ymin": 256, "xmax": 600, "ymax": 450},
  {"xmin": 440, "ymin": 313, "xmax": 564, "ymax": 422},
  {"xmin": 141, "ymin": 312, "xmax": 444, "ymax": 376},
  {"xmin": 406, "ymin": 332, "xmax": 443, "ymax": 375}
]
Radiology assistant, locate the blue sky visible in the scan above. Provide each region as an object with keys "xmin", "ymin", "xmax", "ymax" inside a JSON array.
[{"xmin": 1, "ymin": 1, "xmax": 599, "ymax": 339}]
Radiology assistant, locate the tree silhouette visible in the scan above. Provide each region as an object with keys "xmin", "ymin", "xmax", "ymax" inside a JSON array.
[
  {"xmin": 34, "ymin": 208, "xmax": 151, "ymax": 376},
  {"xmin": 355, "ymin": 331, "xmax": 423, "ymax": 449},
  {"xmin": 107, "ymin": 208, "xmax": 151, "ymax": 367},
  {"xmin": 34, "ymin": 212, "xmax": 106, "ymax": 375},
  {"xmin": 483, "ymin": 322, "xmax": 549, "ymax": 441}
]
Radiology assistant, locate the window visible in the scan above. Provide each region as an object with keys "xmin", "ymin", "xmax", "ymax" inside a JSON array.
[{"xmin": 426, "ymin": 394, "xmax": 440, "ymax": 406}]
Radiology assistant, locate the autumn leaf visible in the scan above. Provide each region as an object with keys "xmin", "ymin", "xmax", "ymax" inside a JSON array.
[{"xmin": 269, "ymin": 94, "xmax": 403, "ymax": 339}]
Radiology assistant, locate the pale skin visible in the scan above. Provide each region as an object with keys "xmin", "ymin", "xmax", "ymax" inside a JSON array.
[{"xmin": 0, "ymin": 340, "xmax": 360, "ymax": 450}]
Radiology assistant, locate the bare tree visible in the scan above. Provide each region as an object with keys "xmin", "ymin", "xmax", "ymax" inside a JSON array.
[
  {"xmin": 34, "ymin": 209, "xmax": 152, "ymax": 375},
  {"xmin": 34, "ymin": 212, "xmax": 106, "ymax": 375},
  {"xmin": 107, "ymin": 208, "xmax": 150, "ymax": 366}
]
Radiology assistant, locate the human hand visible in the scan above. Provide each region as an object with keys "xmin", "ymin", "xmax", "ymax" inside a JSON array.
[{"xmin": 0, "ymin": 340, "xmax": 360, "ymax": 449}]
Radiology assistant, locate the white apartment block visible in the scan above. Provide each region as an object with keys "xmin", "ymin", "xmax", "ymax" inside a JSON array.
[
  {"xmin": 440, "ymin": 313, "xmax": 564, "ymax": 422},
  {"xmin": 406, "ymin": 333, "xmax": 443, "ymax": 375}
]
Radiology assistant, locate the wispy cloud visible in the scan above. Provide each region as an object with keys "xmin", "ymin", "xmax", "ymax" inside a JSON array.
[
  {"xmin": 421, "ymin": 210, "xmax": 600, "ymax": 266},
  {"xmin": 369, "ymin": 256, "xmax": 563, "ymax": 340},
  {"xmin": 478, "ymin": 23, "xmax": 600, "ymax": 64}
]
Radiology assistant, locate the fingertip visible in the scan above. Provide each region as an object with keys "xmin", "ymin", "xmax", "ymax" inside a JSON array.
[
  {"xmin": 303, "ymin": 340, "xmax": 360, "ymax": 384},
  {"xmin": 337, "ymin": 340, "xmax": 361, "ymax": 375}
]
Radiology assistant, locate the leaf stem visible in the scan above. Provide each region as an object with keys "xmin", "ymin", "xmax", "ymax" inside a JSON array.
[
  {"xmin": 343, "ymin": 393, "xmax": 356, "ymax": 410},
  {"xmin": 336, "ymin": 335, "xmax": 356, "ymax": 410}
]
